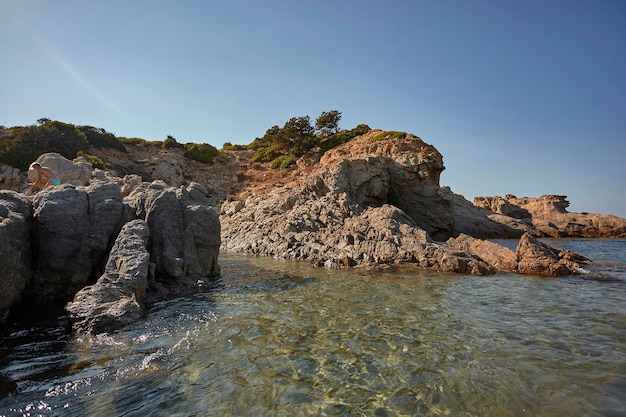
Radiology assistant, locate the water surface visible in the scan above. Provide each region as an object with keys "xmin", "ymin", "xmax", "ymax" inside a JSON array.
[{"xmin": 1, "ymin": 240, "xmax": 625, "ymax": 416}]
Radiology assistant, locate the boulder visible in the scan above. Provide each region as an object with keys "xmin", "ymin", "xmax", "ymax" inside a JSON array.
[
  {"xmin": 29, "ymin": 181, "xmax": 126, "ymax": 304},
  {"xmin": 125, "ymin": 181, "xmax": 220, "ymax": 283},
  {"xmin": 28, "ymin": 152, "xmax": 92, "ymax": 186},
  {"xmin": 0, "ymin": 191, "xmax": 32, "ymax": 324},
  {"xmin": 447, "ymin": 233, "xmax": 518, "ymax": 272},
  {"xmin": 66, "ymin": 220, "xmax": 151, "ymax": 335},
  {"xmin": 515, "ymin": 233, "xmax": 590, "ymax": 276}
]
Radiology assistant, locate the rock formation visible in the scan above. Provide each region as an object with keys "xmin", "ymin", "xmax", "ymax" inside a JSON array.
[
  {"xmin": 516, "ymin": 233, "xmax": 591, "ymax": 276},
  {"xmin": 0, "ymin": 191, "xmax": 32, "ymax": 324},
  {"xmin": 221, "ymin": 131, "xmax": 523, "ymax": 274},
  {"xmin": 125, "ymin": 181, "xmax": 221, "ymax": 283},
  {"xmin": 66, "ymin": 220, "xmax": 151, "ymax": 335},
  {"xmin": 474, "ymin": 194, "xmax": 626, "ymax": 238},
  {"xmin": 29, "ymin": 181, "xmax": 127, "ymax": 304},
  {"xmin": 0, "ymin": 172, "xmax": 221, "ymax": 332}
]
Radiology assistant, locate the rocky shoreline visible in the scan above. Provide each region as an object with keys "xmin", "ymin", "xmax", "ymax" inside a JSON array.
[{"xmin": 2, "ymin": 130, "xmax": 626, "ymax": 336}]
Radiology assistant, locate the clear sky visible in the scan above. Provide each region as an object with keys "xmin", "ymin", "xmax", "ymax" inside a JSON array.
[{"xmin": 1, "ymin": 0, "xmax": 625, "ymax": 217}]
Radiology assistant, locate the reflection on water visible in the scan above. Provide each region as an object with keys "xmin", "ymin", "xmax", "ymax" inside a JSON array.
[{"xmin": 1, "ymin": 250, "xmax": 625, "ymax": 416}]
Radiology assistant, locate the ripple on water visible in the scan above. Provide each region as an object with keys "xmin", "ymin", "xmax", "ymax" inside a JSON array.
[{"xmin": 1, "ymin": 252, "xmax": 625, "ymax": 416}]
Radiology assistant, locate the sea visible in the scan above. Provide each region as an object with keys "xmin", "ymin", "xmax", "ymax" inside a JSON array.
[{"xmin": 1, "ymin": 238, "xmax": 625, "ymax": 417}]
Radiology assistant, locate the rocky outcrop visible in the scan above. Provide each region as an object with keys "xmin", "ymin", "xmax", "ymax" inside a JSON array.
[
  {"xmin": 66, "ymin": 220, "xmax": 151, "ymax": 335},
  {"xmin": 0, "ymin": 191, "xmax": 32, "ymax": 325},
  {"xmin": 474, "ymin": 195, "xmax": 626, "ymax": 238},
  {"xmin": 29, "ymin": 181, "xmax": 127, "ymax": 304},
  {"xmin": 125, "ymin": 181, "xmax": 221, "ymax": 283},
  {"xmin": 0, "ymin": 173, "xmax": 221, "ymax": 333},
  {"xmin": 222, "ymin": 131, "xmax": 507, "ymax": 274},
  {"xmin": 516, "ymin": 233, "xmax": 591, "ymax": 276}
]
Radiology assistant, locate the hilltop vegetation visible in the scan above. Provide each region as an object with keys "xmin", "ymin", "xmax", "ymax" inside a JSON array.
[{"xmin": 0, "ymin": 110, "xmax": 371, "ymax": 171}]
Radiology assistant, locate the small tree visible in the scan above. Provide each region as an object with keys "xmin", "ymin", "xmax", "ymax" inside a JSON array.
[{"xmin": 315, "ymin": 110, "xmax": 342, "ymax": 138}]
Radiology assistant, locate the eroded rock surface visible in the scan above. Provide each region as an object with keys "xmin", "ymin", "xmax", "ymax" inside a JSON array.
[
  {"xmin": 66, "ymin": 220, "xmax": 151, "ymax": 335},
  {"xmin": 516, "ymin": 233, "xmax": 591, "ymax": 276},
  {"xmin": 474, "ymin": 195, "xmax": 626, "ymax": 238},
  {"xmin": 0, "ymin": 191, "xmax": 32, "ymax": 325}
]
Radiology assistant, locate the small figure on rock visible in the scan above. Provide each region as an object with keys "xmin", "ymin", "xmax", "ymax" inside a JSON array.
[{"xmin": 29, "ymin": 162, "xmax": 60, "ymax": 191}]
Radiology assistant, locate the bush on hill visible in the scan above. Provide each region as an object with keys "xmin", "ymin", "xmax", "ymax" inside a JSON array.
[
  {"xmin": 78, "ymin": 125, "xmax": 127, "ymax": 152},
  {"xmin": 371, "ymin": 131, "xmax": 407, "ymax": 142},
  {"xmin": 0, "ymin": 121, "xmax": 89, "ymax": 170},
  {"xmin": 184, "ymin": 143, "xmax": 219, "ymax": 163}
]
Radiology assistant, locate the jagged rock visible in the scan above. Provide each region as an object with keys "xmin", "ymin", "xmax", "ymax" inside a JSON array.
[
  {"xmin": 29, "ymin": 181, "xmax": 126, "ymax": 304},
  {"xmin": 27, "ymin": 152, "xmax": 92, "ymax": 187},
  {"xmin": 475, "ymin": 195, "xmax": 626, "ymax": 238},
  {"xmin": 0, "ymin": 191, "xmax": 32, "ymax": 324},
  {"xmin": 447, "ymin": 233, "xmax": 518, "ymax": 272},
  {"xmin": 66, "ymin": 220, "xmax": 151, "ymax": 335},
  {"xmin": 125, "ymin": 181, "xmax": 220, "ymax": 283},
  {"xmin": 516, "ymin": 233, "xmax": 590, "ymax": 276}
]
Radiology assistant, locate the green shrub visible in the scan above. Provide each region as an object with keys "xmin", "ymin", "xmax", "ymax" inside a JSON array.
[
  {"xmin": 270, "ymin": 154, "xmax": 296, "ymax": 170},
  {"xmin": 252, "ymin": 146, "xmax": 280, "ymax": 163},
  {"xmin": 118, "ymin": 137, "xmax": 148, "ymax": 145},
  {"xmin": 0, "ymin": 121, "xmax": 89, "ymax": 170},
  {"xmin": 371, "ymin": 131, "xmax": 407, "ymax": 142},
  {"xmin": 319, "ymin": 124, "xmax": 371, "ymax": 153},
  {"xmin": 77, "ymin": 151, "xmax": 105, "ymax": 169},
  {"xmin": 162, "ymin": 135, "xmax": 184, "ymax": 150},
  {"xmin": 79, "ymin": 126, "xmax": 127, "ymax": 152},
  {"xmin": 223, "ymin": 142, "xmax": 246, "ymax": 151},
  {"xmin": 183, "ymin": 143, "xmax": 219, "ymax": 163}
]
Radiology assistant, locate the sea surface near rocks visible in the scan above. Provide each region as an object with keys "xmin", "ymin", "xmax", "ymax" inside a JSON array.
[{"xmin": 1, "ymin": 239, "xmax": 625, "ymax": 417}]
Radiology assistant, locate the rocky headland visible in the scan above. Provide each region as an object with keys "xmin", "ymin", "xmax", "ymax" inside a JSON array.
[{"xmin": 1, "ymin": 128, "xmax": 624, "ymax": 335}]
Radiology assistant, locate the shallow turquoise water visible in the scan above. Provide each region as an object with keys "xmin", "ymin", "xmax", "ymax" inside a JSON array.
[{"xmin": 1, "ymin": 240, "xmax": 625, "ymax": 416}]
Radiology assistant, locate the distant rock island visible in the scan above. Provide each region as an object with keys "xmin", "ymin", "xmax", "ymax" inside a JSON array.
[{"xmin": 1, "ymin": 120, "xmax": 625, "ymax": 335}]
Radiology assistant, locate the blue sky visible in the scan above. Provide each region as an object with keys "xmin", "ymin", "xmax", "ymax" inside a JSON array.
[{"xmin": 1, "ymin": 1, "xmax": 625, "ymax": 217}]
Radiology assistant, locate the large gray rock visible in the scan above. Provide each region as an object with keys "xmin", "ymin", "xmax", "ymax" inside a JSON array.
[
  {"xmin": 30, "ymin": 181, "xmax": 125, "ymax": 303},
  {"xmin": 125, "ymin": 181, "xmax": 220, "ymax": 283},
  {"xmin": 0, "ymin": 191, "xmax": 32, "ymax": 324},
  {"xmin": 66, "ymin": 220, "xmax": 151, "ymax": 335}
]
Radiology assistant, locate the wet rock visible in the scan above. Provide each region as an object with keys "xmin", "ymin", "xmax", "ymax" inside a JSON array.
[{"xmin": 66, "ymin": 220, "xmax": 151, "ymax": 335}]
